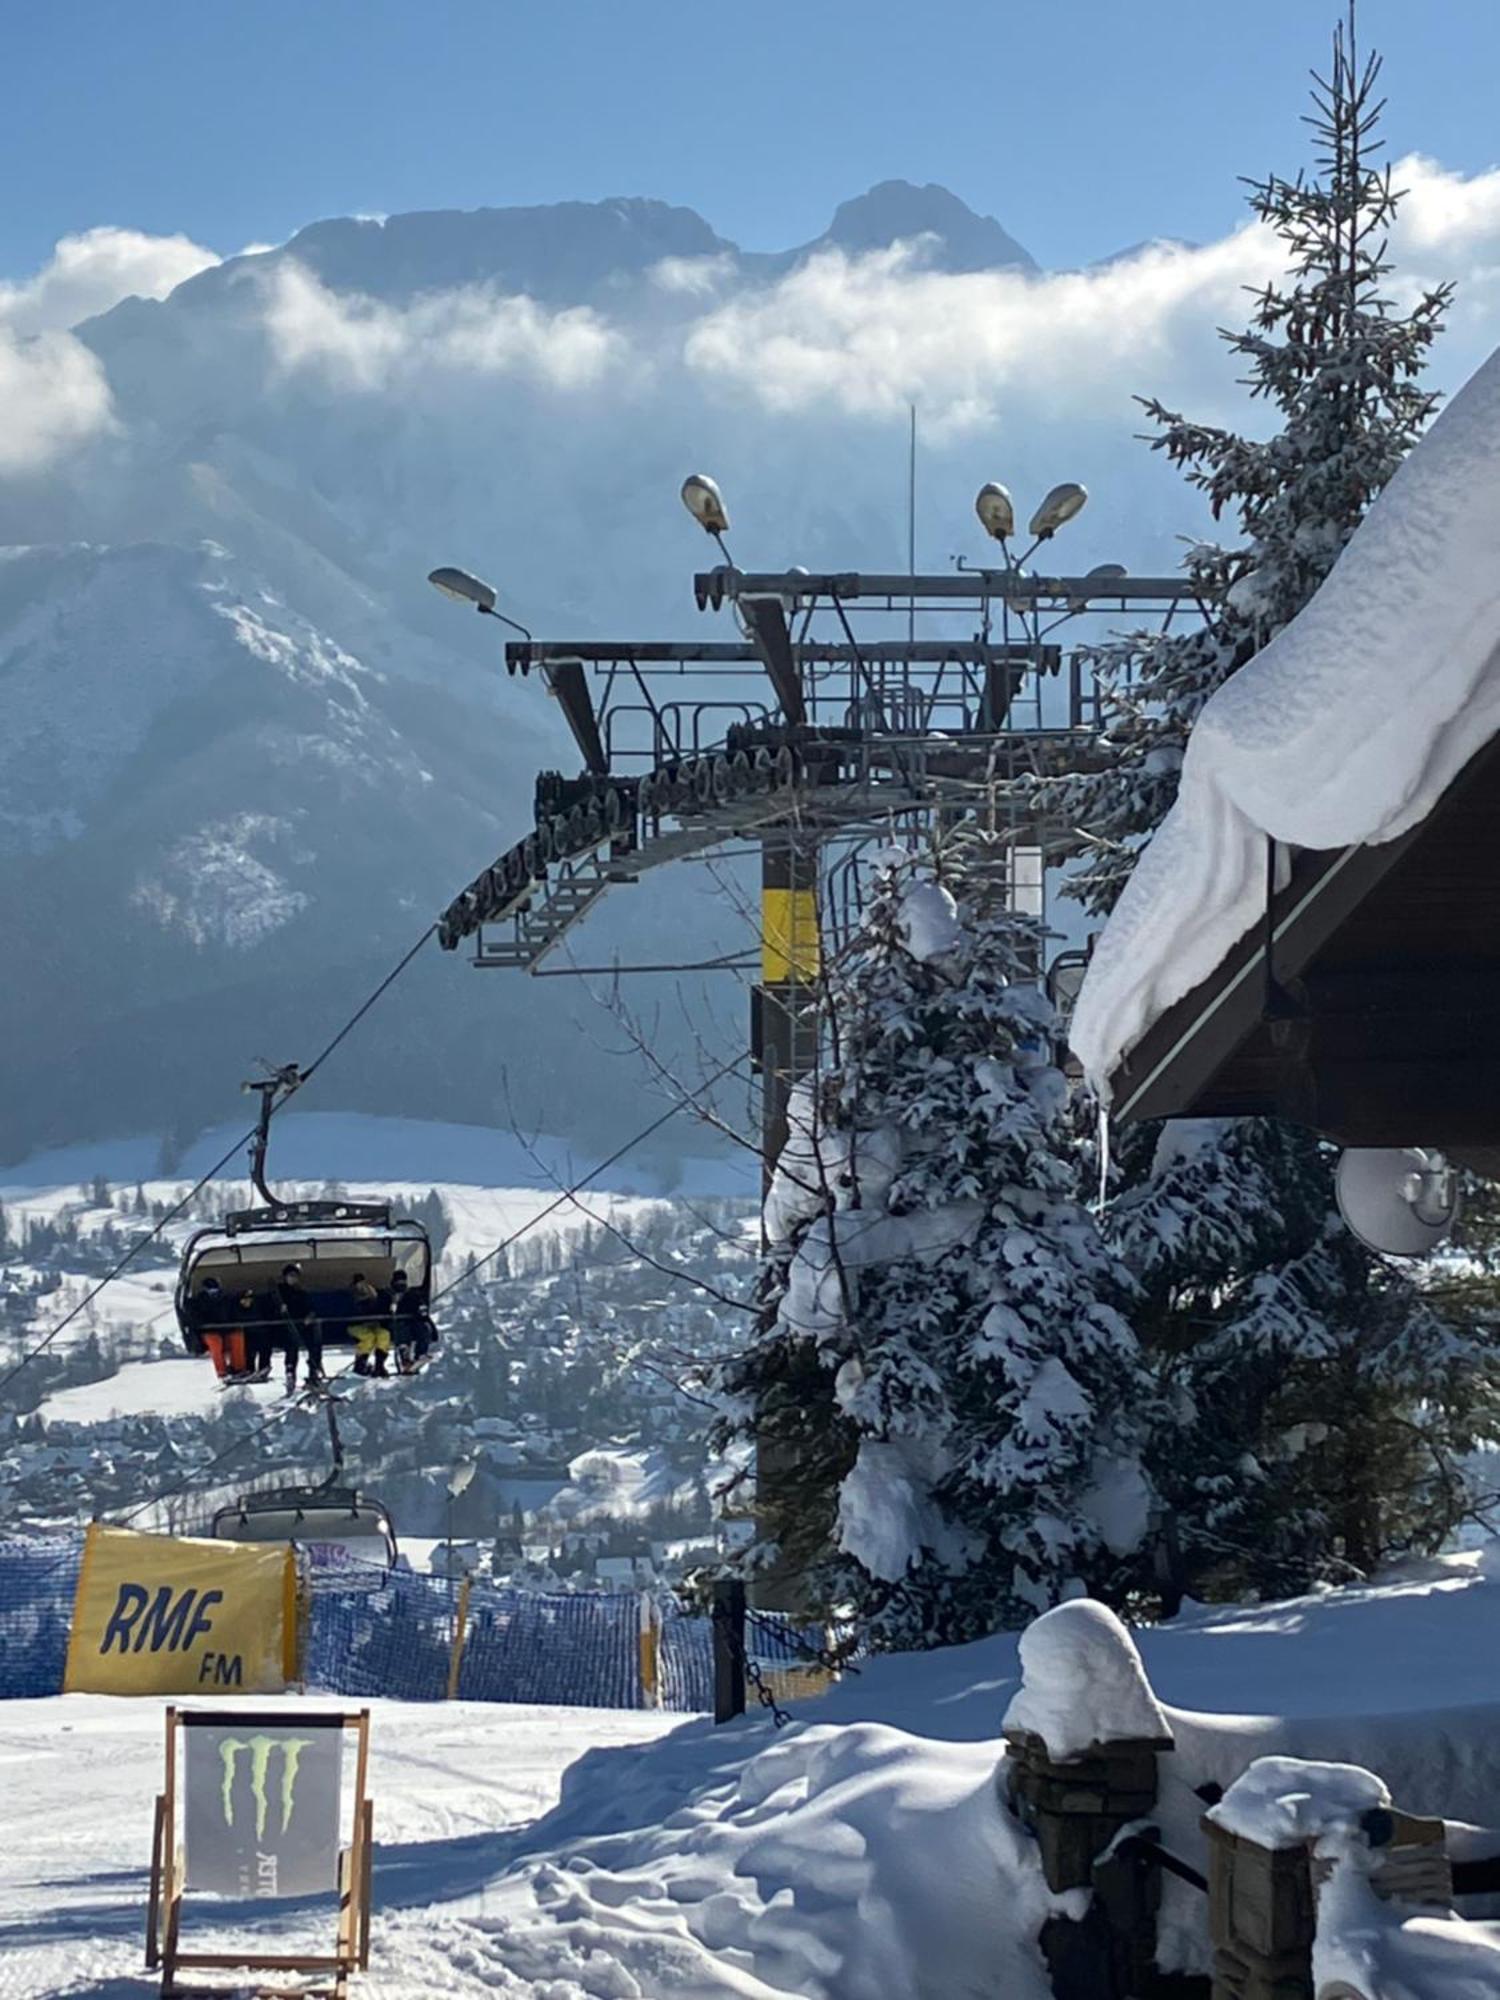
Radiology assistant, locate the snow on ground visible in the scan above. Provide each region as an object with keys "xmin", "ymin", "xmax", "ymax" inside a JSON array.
[
  {"xmin": 9, "ymin": 1557, "xmax": 1500, "ymax": 1997},
  {"xmin": 0, "ymin": 1694, "xmax": 682, "ymax": 2000},
  {"xmin": 1072, "ymin": 340, "xmax": 1500, "ymax": 1092},
  {"xmin": 38, "ymin": 1357, "xmax": 261, "ymax": 1424}
]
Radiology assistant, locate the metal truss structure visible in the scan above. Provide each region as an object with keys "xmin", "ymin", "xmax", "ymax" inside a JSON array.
[{"xmin": 436, "ymin": 565, "xmax": 1211, "ymax": 970}]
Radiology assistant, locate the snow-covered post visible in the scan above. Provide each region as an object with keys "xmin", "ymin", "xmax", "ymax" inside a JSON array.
[
  {"xmin": 1204, "ymin": 1756, "xmax": 1450, "ymax": 2000},
  {"xmin": 1002, "ymin": 1602, "xmax": 1174, "ymax": 1995}
]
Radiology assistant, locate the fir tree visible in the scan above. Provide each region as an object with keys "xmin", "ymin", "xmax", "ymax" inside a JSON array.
[
  {"xmin": 1043, "ymin": 14, "xmax": 1496, "ymax": 1601},
  {"xmin": 719, "ymin": 844, "xmax": 1153, "ymax": 1647},
  {"xmin": 1048, "ymin": 8, "xmax": 1450, "ymax": 916}
]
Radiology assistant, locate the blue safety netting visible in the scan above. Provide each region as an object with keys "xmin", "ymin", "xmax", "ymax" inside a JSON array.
[
  {"xmin": 0, "ymin": 1534, "xmax": 84, "ymax": 1697},
  {"xmin": 458, "ymin": 1584, "xmax": 643, "ymax": 1708},
  {"xmin": 0, "ymin": 1532, "xmax": 724, "ymax": 1713},
  {"xmin": 303, "ymin": 1561, "xmax": 457, "ymax": 1701},
  {"xmin": 659, "ymin": 1595, "xmax": 716, "ymax": 1713}
]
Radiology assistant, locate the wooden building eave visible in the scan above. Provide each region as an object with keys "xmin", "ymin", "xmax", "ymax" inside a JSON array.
[{"xmin": 1107, "ymin": 731, "xmax": 1500, "ymax": 1150}]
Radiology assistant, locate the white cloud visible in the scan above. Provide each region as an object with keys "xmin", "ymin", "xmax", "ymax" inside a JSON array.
[
  {"xmin": 665, "ymin": 154, "xmax": 1500, "ymax": 437},
  {"xmin": 678, "ymin": 227, "xmax": 1287, "ymax": 436},
  {"xmin": 0, "ymin": 330, "xmax": 115, "ymax": 473},
  {"xmin": 0, "ymin": 226, "xmax": 220, "ymax": 474},
  {"xmin": 0, "ymin": 226, "xmax": 220, "ymax": 336},
  {"xmin": 262, "ymin": 262, "xmax": 624, "ymax": 394},
  {"xmin": 649, "ymin": 251, "xmax": 738, "ymax": 298}
]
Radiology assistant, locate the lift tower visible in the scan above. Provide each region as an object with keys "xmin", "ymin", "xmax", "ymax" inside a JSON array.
[{"xmin": 434, "ymin": 560, "xmax": 1213, "ymax": 1207}]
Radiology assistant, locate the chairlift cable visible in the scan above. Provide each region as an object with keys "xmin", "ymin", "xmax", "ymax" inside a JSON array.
[
  {"xmin": 0, "ymin": 924, "xmax": 436, "ymax": 1401},
  {"xmin": 112, "ymin": 1361, "xmax": 363, "ymax": 1527},
  {"xmin": 112, "ymin": 1051, "xmax": 751, "ymax": 1529},
  {"xmin": 428, "ymin": 1049, "xmax": 750, "ymax": 1306}
]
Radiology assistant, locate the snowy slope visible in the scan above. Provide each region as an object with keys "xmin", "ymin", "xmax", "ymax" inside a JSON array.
[
  {"xmin": 1073, "ymin": 340, "xmax": 1500, "ymax": 1092},
  {"xmin": 9, "ymin": 1558, "xmax": 1500, "ymax": 1996}
]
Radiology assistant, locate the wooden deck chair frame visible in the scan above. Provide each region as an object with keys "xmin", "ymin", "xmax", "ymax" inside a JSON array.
[{"xmin": 146, "ymin": 1705, "xmax": 373, "ymax": 1999}]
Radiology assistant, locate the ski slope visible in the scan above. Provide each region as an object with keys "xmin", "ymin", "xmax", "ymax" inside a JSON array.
[{"xmin": 8, "ymin": 1556, "xmax": 1500, "ymax": 1997}]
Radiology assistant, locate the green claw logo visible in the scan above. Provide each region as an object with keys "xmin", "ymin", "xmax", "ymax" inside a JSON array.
[{"xmin": 218, "ymin": 1736, "xmax": 314, "ymax": 1840}]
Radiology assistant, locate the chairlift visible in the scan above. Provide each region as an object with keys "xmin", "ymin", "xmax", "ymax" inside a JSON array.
[
  {"xmin": 175, "ymin": 1064, "xmax": 436, "ymax": 1362},
  {"xmin": 212, "ymin": 1391, "xmax": 398, "ymax": 1571},
  {"xmin": 212, "ymin": 1486, "xmax": 398, "ymax": 1569}
]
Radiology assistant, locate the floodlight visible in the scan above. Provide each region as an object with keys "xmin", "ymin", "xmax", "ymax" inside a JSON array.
[
  {"xmin": 429, "ymin": 566, "xmax": 498, "ymax": 613},
  {"xmin": 1028, "ymin": 483, "xmax": 1088, "ymax": 539},
  {"xmin": 681, "ymin": 473, "xmax": 730, "ymax": 535},
  {"xmin": 975, "ymin": 482, "xmax": 1016, "ymax": 541}
]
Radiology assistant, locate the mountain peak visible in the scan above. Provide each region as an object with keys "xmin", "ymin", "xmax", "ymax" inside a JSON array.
[{"xmin": 816, "ymin": 179, "xmax": 1036, "ymax": 273}]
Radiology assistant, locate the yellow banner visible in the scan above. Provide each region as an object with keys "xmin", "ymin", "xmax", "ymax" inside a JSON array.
[
  {"xmin": 64, "ymin": 1524, "xmax": 297, "ymax": 1696},
  {"xmin": 762, "ymin": 887, "xmax": 820, "ymax": 985}
]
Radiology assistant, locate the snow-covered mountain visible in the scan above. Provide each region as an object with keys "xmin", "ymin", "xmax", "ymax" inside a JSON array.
[{"xmin": 0, "ymin": 181, "xmax": 1063, "ymax": 1164}]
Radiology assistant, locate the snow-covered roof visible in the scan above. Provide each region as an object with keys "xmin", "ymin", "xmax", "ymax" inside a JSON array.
[{"xmin": 1072, "ymin": 344, "xmax": 1500, "ymax": 1097}]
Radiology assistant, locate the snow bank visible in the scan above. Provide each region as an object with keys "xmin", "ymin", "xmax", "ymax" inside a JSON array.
[
  {"xmin": 1072, "ymin": 342, "xmax": 1500, "ymax": 1092},
  {"xmin": 1315, "ymin": 1842, "xmax": 1500, "ymax": 1998},
  {"xmin": 1003, "ymin": 1599, "xmax": 1171, "ymax": 1757}
]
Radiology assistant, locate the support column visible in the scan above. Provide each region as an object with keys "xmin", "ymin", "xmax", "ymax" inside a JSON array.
[
  {"xmin": 752, "ymin": 829, "xmax": 821, "ymax": 1612},
  {"xmin": 755, "ymin": 830, "xmax": 821, "ymax": 1200}
]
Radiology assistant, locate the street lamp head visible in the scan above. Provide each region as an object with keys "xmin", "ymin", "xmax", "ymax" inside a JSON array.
[
  {"xmin": 681, "ymin": 473, "xmax": 730, "ymax": 536},
  {"xmin": 1028, "ymin": 482, "xmax": 1088, "ymax": 540},
  {"xmin": 428, "ymin": 565, "xmax": 498, "ymax": 614},
  {"xmin": 974, "ymin": 482, "xmax": 1015, "ymax": 542}
]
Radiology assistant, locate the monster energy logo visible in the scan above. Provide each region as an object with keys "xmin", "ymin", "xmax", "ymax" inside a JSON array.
[{"xmin": 218, "ymin": 1735, "xmax": 313, "ymax": 1841}]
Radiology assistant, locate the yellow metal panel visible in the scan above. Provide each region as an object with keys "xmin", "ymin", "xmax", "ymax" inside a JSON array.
[
  {"xmin": 65, "ymin": 1523, "xmax": 293, "ymax": 1696},
  {"xmin": 761, "ymin": 887, "xmax": 821, "ymax": 984}
]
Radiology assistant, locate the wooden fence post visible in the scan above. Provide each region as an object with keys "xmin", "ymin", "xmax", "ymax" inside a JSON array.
[
  {"xmin": 446, "ymin": 1574, "xmax": 471, "ymax": 1701},
  {"xmin": 1205, "ymin": 1761, "xmax": 1451, "ymax": 2000},
  {"xmin": 712, "ymin": 1577, "xmax": 746, "ymax": 1724},
  {"xmin": 639, "ymin": 1591, "xmax": 661, "ymax": 1709},
  {"xmin": 1002, "ymin": 1601, "xmax": 1176, "ymax": 1999},
  {"xmin": 1006, "ymin": 1726, "xmax": 1175, "ymax": 1998}
]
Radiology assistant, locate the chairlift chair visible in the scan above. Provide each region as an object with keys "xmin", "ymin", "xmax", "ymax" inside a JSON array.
[
  {"xmin": 175, "ymin": 1065, "xmax": 435, "ymax": 1360},
  {"xmin": 213, "ymin": 1394, "xmax": 398, "ymax": 1571},
  {"xmin": 212, "ymin": 1484, "xmax": 398, "ymax": 1569}
]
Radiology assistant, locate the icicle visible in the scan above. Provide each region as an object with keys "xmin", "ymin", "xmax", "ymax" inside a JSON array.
[{"xmin": 1097, "ymin": 1093, "xmax": 1111, "ymax": 1208}]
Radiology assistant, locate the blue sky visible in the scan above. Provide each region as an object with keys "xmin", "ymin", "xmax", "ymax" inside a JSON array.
[{"xmin": 5, "ymin": 0, "xmax": 1500, "ymax": 274}]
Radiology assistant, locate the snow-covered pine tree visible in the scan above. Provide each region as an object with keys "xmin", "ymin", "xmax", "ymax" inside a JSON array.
[
  {"xmin": 1047, "ymin": 6, "xmax": 1450, "ymax": 915},
  {"xmin": 1043, "ymin": 13, "xmax": 1497, "ymax": 1601},
  {"xmin": 717, "ymin": 843, "xmax": 1154, "ymax": 1647}
]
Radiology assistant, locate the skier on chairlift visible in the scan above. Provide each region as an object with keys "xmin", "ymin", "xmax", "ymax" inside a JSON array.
[
  {"xmin": 391, "ymin": 1269, "xmax": 437, "ymax": 1374},
  {"xmin": 237, "ymin": 1281, "xmax": 276, "ymax": 1381},
  {"xmin": 190, "ymin": 1276, "xmax": 250, "ymax": 1382},
  {"xmin": 348, "ymin": 1271, "xmax": 393, "ymax": 1379},
  {"xmin": 277, "ymin": 1262, "xmax": 326, "ymax": 1392}
]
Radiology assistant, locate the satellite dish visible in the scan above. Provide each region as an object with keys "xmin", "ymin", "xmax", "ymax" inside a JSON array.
[{"xmin": 1335, "ymin": 1147, "xmax": 1460, "ymax": 1257}]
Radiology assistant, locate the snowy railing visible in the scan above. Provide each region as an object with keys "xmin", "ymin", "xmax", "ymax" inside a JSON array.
[{"xmin": 999, "ymin": 1599, "xmax": 1500, "ymax": 2000}]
